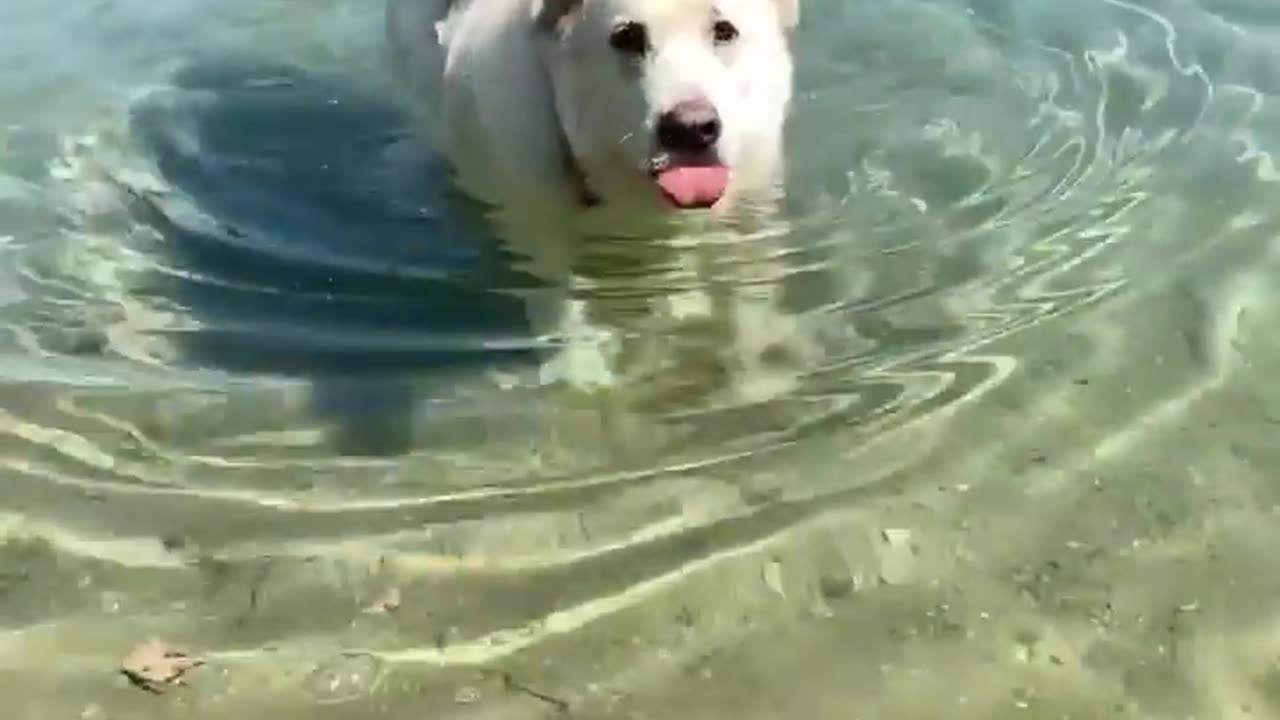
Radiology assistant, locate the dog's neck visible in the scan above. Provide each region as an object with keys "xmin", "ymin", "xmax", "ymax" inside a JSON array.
[
  {"xmin": 551, "ymin": 114, "xmax": 599, "ymax": 208},
  {"xmin": 562, "ymin": 151, "xmax": 599, "ymax": 208}
]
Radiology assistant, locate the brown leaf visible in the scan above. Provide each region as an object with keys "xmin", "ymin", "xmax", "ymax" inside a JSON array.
[
  {"xmin": 362, "ymin": 586, "xmax": 402, "ymax": 616},
  {"xmin": 120, "ymin": 639, "xmax": 204, "ymax": 694}
]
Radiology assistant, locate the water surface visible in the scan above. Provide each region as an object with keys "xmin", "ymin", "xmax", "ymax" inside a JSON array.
[{"xmin": 4, "ymin": 0, "xmax": 1280, "ymax": 717}]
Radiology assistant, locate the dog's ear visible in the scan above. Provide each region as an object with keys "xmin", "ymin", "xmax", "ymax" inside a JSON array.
[
  {"xmin": 532, "ymin": 0, "xmax": 582, "ymax": 32},
  {"xmin": 774, "ymin": 0, "xmax": 799, "ymax": 29}
]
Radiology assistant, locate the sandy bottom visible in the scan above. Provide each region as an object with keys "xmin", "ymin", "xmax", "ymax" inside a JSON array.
[
  {"xmin": 5, "ymin": 0, "xmax": 1280, "ymax": 717},
  {"xmin": 2, "ymin": 224, "xmax": 1279, "ymax": 720}
]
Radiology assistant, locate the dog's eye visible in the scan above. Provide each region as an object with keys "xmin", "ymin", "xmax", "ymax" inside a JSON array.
[
  {"xmin": 712, "ymin": 19, "xmax": 739, "ymax": 45},
  {"xmin": 609, "ymin": 21, "xmax": 648, "ymax": 55}
]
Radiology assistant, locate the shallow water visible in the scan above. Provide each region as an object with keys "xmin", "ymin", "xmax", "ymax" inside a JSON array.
[{"xmin": 5, "ymin": 0, "xmax": 1280, "ymax": 717}]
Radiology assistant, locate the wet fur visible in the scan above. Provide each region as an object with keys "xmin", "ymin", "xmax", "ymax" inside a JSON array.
[{"xmin": 385, "ymin": 0, "xmax": 809, "ymax": 404}]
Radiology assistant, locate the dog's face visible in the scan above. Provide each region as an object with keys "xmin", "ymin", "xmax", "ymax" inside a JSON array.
[{"xmin": 535, "ymin": 0, "xmax": 798, "ymax": 214}]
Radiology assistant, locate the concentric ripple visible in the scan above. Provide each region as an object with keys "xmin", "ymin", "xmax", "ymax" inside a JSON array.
[{"xmin": 5, "ymin": 0, "xmax": 1280, "ymax": 716}]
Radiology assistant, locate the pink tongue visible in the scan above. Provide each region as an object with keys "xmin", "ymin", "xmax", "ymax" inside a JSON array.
[{"xmin": 655, "ymin": 165, "xmax": 730, "ymax": 208}]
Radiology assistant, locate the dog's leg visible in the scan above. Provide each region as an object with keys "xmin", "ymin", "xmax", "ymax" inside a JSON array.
[{"xmin": 663, "ymin": 220, "xmax": 817, "ymax": 406}]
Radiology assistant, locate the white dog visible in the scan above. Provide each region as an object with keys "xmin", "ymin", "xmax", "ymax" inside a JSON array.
[{"xmin": 386, "ymin": 0, "xmax": 808, "ymax": 405}]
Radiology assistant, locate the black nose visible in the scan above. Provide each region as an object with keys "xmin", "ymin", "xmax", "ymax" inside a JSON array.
[{"xmin": 656, "ymin": 98, "xmax": 722, "ymax": 153}]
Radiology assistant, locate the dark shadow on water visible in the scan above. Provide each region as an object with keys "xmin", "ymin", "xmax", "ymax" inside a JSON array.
[{"xmin": 126, "ymin": 57, "xmax": 546, "ymax": 456}]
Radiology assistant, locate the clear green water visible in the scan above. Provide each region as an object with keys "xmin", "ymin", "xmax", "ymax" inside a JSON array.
[{"xmin": 4, "ymin": 0, "xmax": 1280, "ymax": 717}]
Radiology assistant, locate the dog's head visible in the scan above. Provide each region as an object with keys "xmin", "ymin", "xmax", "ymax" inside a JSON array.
[{"xmin": 534, "ymin": 0, "xmax": 798, "ymax": 214}]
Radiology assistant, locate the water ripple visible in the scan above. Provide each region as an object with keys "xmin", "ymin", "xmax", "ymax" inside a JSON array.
[{"xmin": 3, "ymin": 0, "xmax": 1280, "ymax": 714}]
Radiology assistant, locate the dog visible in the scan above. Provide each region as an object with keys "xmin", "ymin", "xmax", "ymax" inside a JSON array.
[{"xmin": 386, "ymin": 0, "xmax": 809, "ymax": 408}]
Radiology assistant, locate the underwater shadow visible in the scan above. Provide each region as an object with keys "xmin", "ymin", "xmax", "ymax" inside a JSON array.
[{"xmin": 125, "ymin": 57, "xmax": 546, "ymax": 456}]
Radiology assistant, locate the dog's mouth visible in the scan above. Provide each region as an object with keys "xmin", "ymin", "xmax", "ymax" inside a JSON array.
[{"xmin": 650, "ymin": 154, "xmax": 730, "ymax": 210}]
